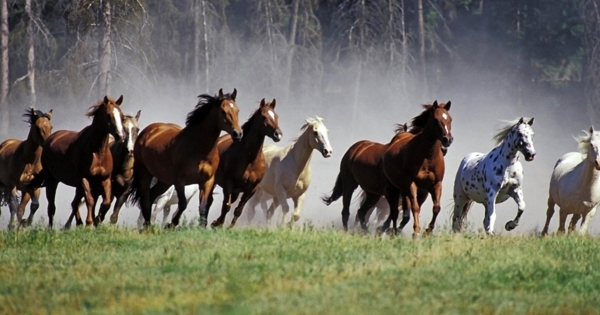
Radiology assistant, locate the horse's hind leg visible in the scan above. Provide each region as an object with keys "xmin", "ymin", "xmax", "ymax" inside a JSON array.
[
  {"xmin": 211, "ymin": 186, "xmax": 235, "ymax": 228},
  {"xmin": 244, "ymin": 189, "xmax": 261, "ymax": 223},
  {"xmin": 6, "ymin": 187, "xmax": 18, "ymax": 230},
  {"xmin": 170, "ymin": 183, "xmax": 194, "ymax": 228},
  {"xmin": 109, "ymin": 186, "xmax": 131, "ymax": 224},
  {"xmin": 557, "ymin": 208, "xmax": 568, "ymax": 234},
  {"xmin": 66, "ymin": 188, "xmax": 85, "ymax": 229},
  {"xmin": 266, "ymin": 197, "xmax": 280, "ymax": 225},
  {"xmin": 356, "ymin": 192, "xmax": 381, "ymax": 232},
  {"xmin": 542, "ymin": 196, "xmax": 556, "ymax": 235},
  {"xmin": 341, "ymin": 181, "xmax": 358, "ymax": 231},
  {"xmin": 45, "ymin": 177, "xmax": 59, "ymax": 228}
]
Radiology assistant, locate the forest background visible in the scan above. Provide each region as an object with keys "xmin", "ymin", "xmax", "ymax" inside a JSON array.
[{"xmin": 1, "ymin": 0, "xmax": 599, "ymax": 231}]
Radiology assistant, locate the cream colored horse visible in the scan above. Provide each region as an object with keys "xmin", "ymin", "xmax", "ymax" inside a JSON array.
[
  {"xmin": 245, "ymin": 116, "xmax": 332, "ymax": 226},
  {"xmin": 543, "ymin": 127, "xmax": 600, "ymax": 235}
]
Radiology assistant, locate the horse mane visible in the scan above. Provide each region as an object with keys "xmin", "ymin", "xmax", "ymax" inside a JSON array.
[
  {"xmin": 241, "ymin": 107, "xmax": 263, "ymax": 134},
  {"xmin": 186, "ymin": 92, "xmax": 233, "ymax": 126},
  {"xmin": 408, "ymin": 104, "xmax": 437, "ymax": 133},
  {"xmin": 290, "ymin": 116, "xmax": 324, "ymax": 142},
  {"xmin": 492, "ymin": 118, "xmax": 526, "ymax": 145},
  {"xmin": 574, "ymin": 130, "xmax": 600, "ymax": 156},
  {"xmin": 22, "ymin": 108, "xmax": 51, "ymax": 124}
]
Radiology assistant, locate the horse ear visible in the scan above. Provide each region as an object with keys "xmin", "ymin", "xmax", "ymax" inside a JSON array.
[
  {"xmin": 218, "ymin": 88, "xmax": 224, "ymax": 99},
  {"xmin": 231, "ymin": 88, "xmax": 237, "ymax": 101},
  {"xmin": 445, "ymin": 101, "xmax": 451, "ymax": 111},
  {"xmin": 432, "ymin": 100, "xmax": 439, "ymax": 108},
  {"xmin": 135, "ymin": 110, "xmax": 141, "ymax": 120},
  {"xmin": 271, "ymin": 98, "xmax": 276, "ymax": 109},
  {"xmin": 527, "ymin": 117, "xmax": 534, "ymax": 126},
  {"xmin": 104, "ymin": 96, "xmax": 109, "ymax": 104},
  {"xmin": 116, "ymin": 95, "xmax": 124, "ymax": 106},
  {"xmin": 260, "ymin": 98, "xmax": 266, "ymax": 107},
  {"xmin": 518, "ymin": 117, "xmax": 524, "ymax": 124},
  {"xmin": 47, "ymin": 109, "xmax": 53, "ymax": 119},
  {"xmin": 591, "ymin": 126, "xmax": 595, "ymax": 133}
]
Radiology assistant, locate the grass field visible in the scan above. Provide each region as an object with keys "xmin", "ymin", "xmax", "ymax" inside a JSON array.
[{"xmin": 0, "ymin": 226, "xmax": 599, "ymax": 314}]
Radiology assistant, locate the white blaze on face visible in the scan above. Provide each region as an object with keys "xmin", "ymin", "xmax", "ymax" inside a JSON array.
[
  {"xmin": 229, "ymin": 102, "xmax": 235, "ymax": 108},
  {"xmin": 113, "ymin": 108, "xmax": 124, "ymax": 139},
  {"xmin": 442, "ymin": 113, "xmax": 448, "ymax": 120},
  {"xmin": 125, "ymin": 121, "xmax": 135, "ymax": 152},
  {"xmin": 317, "ymin": 124, "xmax": 332, "ymax": 152},
  {"xmin": 268, "ymin": 110, "xmax": 275, "ymax": 120}
]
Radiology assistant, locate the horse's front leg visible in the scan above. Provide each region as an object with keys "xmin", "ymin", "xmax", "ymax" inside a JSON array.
[
  {"xmin": 6, "ymin": 187, "xmax": 19, "ymax": 230},
  {"xmin": 579, "ymin": 207, "xmax": 597, "ymax": 235},
  {"xmin": 569, "ymin": 214, "xmax": 582, "ymax": 233},
  {"xmin": 542, "ymin": 196, "xmax": 556, "ymax": 236},
  {"xmin": 505, "ymin": 185, "xmax": 526, "ymax": 231},
  {"xmin": 231, "ymin": 190, "xmax": 257, "ymax": 228},
  {"xmin": 110, "ymin": 186, "xmax": 131, "ymax": 224},
  {"xmin": 80, "ymin": 178, "xmax": 96, "ymax": 227},
  {"xmin": 96, "ymin": 178, "xmax": 113, "ymax": 226},
  {"xmin": 266, "ymin": 197, "xmax": 280, "ymax": 225},
  {"xmin": 22, "ymin": 188, "xmax": 40, "ymax": 227},
  {"xmin": 276, "ymin": 191, "xmax": 291, "ymax": 227},
  {"xmin": 211, "ymin": 184, "xmax": 232, "ymax": 228},
  {"xmin": 483, "ymin": 195, "xmax": 498, "ymax": 235},
  {"xmin": 191, "ymin": 177, "xmax": 215, "ymax": 228},
  {"xmin": 425, "ymin": 182, "xmax": 443, "ymax": 234},
  {"xmin": 290, "ymin": 193, "xmax": 306, "ymax": 226},
  {"xmin": 408, "ymin": 183, "xmax": 423, "ymax": 237}
]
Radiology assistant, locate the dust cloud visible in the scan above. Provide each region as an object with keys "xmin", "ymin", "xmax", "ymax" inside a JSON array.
[{"xmin": 0, "ymin": 43, "xmax": 595, "ymax": 236}]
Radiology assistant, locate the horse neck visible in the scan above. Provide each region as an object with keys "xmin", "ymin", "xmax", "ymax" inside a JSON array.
[
  {"xmin": 407, "ymin": 128, "xmax": 441, "ymax": 160},
  {"xmin": 289, "ymin": 129, "xmax": 314, "ymax": 174},
  {"xmin": 580, "ymin": 155, "xmax": 600, "ymax": 185},
  {"xmin": 88, "ymin": 117, "xmax": 112, "ymax": 153},
  {"xmin": 491, "ymin": 133, "xmax": 521, "ymax": 166},
  {"xmin": 112, "ymin": 142, "xmax": 134, "ymax": 177},
  {"xmin": 180, "ymin": 109, "xmax": 221, "ymax": 153},
  {"xmin": 22, "ymin": 128, "xmax": 43, "ymax": 158},
  {"xmin": 239, "ymin": 119, "xmax": 267, "ymax": 161}
]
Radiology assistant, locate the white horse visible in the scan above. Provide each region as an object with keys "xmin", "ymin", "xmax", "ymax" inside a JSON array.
[
  {"xmin": 245, "ymin": 116, "xmax": 332, "ymax": 225},
  {"xmin": 542, "ymin": 127, "xmax": 600, "ymax": 235},
  {"xmin": 136, "ymin": 184, "xmax": 199, "ymax": 229},
  {"xmin": 452, "ymin": 117, "xmax": 536, "ymax": 235}
]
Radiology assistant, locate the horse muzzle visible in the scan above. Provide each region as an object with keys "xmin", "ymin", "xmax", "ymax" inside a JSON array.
[
  {"xmin": 524, "ymin": 152, "xmax": 536, "ymax": 162},
  {"xmin": 231, "ymin": 129, "xmax": 243, "ymax": 141},
  {"xmin": 441, "ymin": 136, "xmax": 453, "ymax": 148},
  {"xmin": 272, "ymin": 130, "xmax": 282, "ymax": 142},
  {"xmin": 321, "ymin": 147, "xmax": 332, "ymax": 158}
]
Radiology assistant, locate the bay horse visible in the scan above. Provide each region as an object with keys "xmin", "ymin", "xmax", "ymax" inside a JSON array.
[
  {"xmin": 42, "ymin": 95, "xmax": 125, "ymax": 227},
  {"xmin": 323, "ymin": 101, "xmax": 452, "ymax": 237},
  {"xmin": 245, "ymin": 116, "xmax": 332, "ymax": 226},
  {"xmin": 452, "ymin": 117, "xmax": 535, "ymax": 235},
  {"xmin": 209, "ymin": 98, "xmax": 282, "ymax": 228},
  {"xmin": 0, "ymin": 108, "xmax": 52, "ymax": 229},
  {"xmin": 132, "ymin": 88, "xmax": 242, "ymax": 229},
  {"xmin": 63, "ymin": 110, "xmax": 141, "ymax": 228},
  {"xmin": 542, "ymin": 127, "xmax": 600, "ymax": 235}
]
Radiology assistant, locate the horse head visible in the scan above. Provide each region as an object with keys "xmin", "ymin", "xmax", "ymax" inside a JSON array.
[
  {"xmin": 586, "ymin": 126, "xmax": 600, "ymax": 170},
  {"xmin": 89, "ymin": 95, "xmax": 125, "ymax": 142},
  {"xmin": 431, "ymin": 100, "xmax": 453, "ymax": 147},
  {"xmin": 306, "ymin": 116, "xmax": 332, "ymax": 158},
  {"xmin": 217, "ymin": 88, "xmax": 243, "ymax": 141},
  {"xmin": 24, "ymin": 108, "xmax": 53, "ymax": 146},
  {"xmin": 123, "ymin": 110, "xmax": 141, "ymax": 155},
  {"xmin": 514, "ymin": 117, "xmax": 536, "ymax": 162},
  {"xmin": 257, "ymin": 98, "xmax": 282, "ymax": 142}
]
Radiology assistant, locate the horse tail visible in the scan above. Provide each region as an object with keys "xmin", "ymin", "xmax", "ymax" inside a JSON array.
[
  {"xmin": 322, "ymin": 172, "xmax": 344, "ymax": 206},
  {"xmin": 127, "ymin": 170, "xmax": 141, "ymax": 207}
]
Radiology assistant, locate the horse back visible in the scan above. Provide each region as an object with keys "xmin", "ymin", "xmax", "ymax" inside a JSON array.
[
  {"xmin": 0, "ymin": 139, "xmax": 23, "ymax": 186},
  {"xmin": 342, "ymin": 139, "xmax": 390, "ymax": 194}
]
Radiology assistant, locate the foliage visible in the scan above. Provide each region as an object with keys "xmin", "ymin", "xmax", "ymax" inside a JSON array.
[{"xmin": 0, "ymin": 227, "xmax": 599, "ymax": 314}]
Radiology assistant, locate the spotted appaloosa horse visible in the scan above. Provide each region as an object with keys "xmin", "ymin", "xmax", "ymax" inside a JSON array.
[
  {"xmin": 452, "ymin": 117, "xmax": 536, "ymax": 235},
  {"xmin": 0, "ymin": 108, "xmax": 53, "ymax": 229},
  {"xmin": 543, "ymin": 127, "xmax": 600, "ymax": 235}
]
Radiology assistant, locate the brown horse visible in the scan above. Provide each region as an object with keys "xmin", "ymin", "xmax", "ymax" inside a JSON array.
[
  {"xmin": 42, "ymin": 96, "xmax": 125, "ymax": 227},
  {"xmin": 323, "ymin": 101, "xmax": 452, "ymax": 236},
  {"xmin": 133, "ymin": 88, "xmax": 242, "ymax": 229},
  {"xmin": 0, "ymin": 108, "xmax": 52, "ymax": 229},
  {"xmin": 209, "ymin": 98, "xmax": 282, "ymax": 228},
  {"xmin": 63, "ymin": 110, "xmax": 141, "ymax": 228}
]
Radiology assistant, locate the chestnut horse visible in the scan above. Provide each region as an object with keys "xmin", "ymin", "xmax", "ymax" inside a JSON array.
[
  {"xmin": 209, "ymin": 98, "xmax": 282, "ymax": 228},
  {"xmin": 42, "ymin": 96, "xmax": 125, "ymax": 227},
  {"xmin": 323, "ymin": 101, "xmax": 453, "ymax": 236},
  {"xmin": 64, "ymin": 110, "xmax": 141, "ymax": 228},
  {"xmin": 0, "ymin": 108, "xmax": 53, "ymax": 229},
  {"xmin": 133, "ymin": 88, "xmax": 242, "ymax": 228}
]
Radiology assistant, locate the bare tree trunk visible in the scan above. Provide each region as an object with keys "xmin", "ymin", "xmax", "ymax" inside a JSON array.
[
  {"xmin": 417, "ymin": 0, "xmax": 428, "ymax": 99},
  {"xmin": 351, "ymin": 0, "xmax": 366, "ymax": 128},
  {"xmin": 0, "ymin": 0, "xmax": 8, "ymax": 135},
  {"xmin": 283, "ymin": 0, "xmax": 300, "ymax": 102},
  {"xmin": 581, "ymin": 0, "xmax": 600, "ymax": 122},
  {"xmin": 26, "ymin": 0, "xmax": 36, "ymax": 107},
  {"xmin": 194, "ymin": 0, "xmax": 201, "ymax": 89},
  {"xmin": 98, "ymin": 0, "xmax": 112, "ymax": 97},
  {"xmin": 201, "ymin": 0, "xmax": 209, "ymax": 92}
]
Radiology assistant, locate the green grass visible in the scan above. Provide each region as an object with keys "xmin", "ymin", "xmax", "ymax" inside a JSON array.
[{"xmin": 0, "ymin": 226, "xmax": 599, "ymax": 314}]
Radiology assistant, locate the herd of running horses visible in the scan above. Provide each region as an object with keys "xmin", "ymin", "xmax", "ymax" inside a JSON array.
[{"xmin": 1, "ymin": 88, "xmax": 599, "ymax": 236}]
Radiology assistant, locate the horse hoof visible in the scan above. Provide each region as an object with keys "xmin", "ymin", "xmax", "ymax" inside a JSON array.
[
  {"xmin": 412, "ymin": 233, "xmax": 421, "ymax": 240},
  {"xmin": 505, "ymin": 221, "xmax": 518, "ymax": 231},
  {"xmin": 211, "ymin": 221, "xmax": 222, "ymax": 229},
  {"xmin": 164, "ymin": 223, "xmax": 174, "ymax": 230}
]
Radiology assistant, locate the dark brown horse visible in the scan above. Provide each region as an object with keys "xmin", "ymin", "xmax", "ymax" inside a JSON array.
[
  {"xmin": 42, "ymin": 96, "xmax": 125, "ymax": 227},
  {"xmin": 0, "ymin": 108, "xmax": 52, "ymax": 229},
  {"xmin": 63, "ymin": 110, "xmax": 141, "ymax": 228},
  {"xmin": 133, "ymin": 88, "xmax": 243, "ymax": 228},
  {"xmin": 209, "ymin": 98, "xmax": 282, "ymax": 228},
  {"xmin": 323, "ymin": 101, "xmax": 453, "ymax": 236}
]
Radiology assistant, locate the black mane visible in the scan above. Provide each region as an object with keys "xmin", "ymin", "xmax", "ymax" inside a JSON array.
[{"xmin": 186, "ymin": 92, "xmax": 234, "ymax": 126}]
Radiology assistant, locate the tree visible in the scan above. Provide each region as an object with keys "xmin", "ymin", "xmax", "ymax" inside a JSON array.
[{"xmin": 0, "ymin": 0, "xmax": 8, "ymax": 135}]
